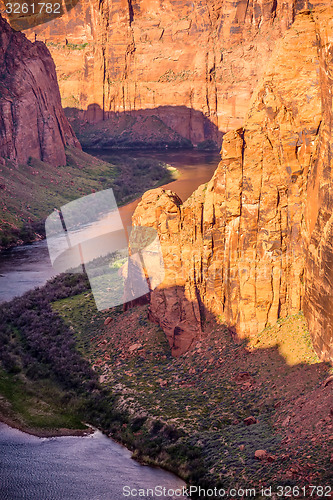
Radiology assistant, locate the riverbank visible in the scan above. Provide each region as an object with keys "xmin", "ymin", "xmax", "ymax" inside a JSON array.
[
  {"xmin": 55, "ymin": 292, "xmax": 333, "ymax": 492},
  {"xmin": 0, "ymin": 421, "xmax": 188, "ymax": 500},
  {"xmin": 0, "ymin": 360, "xmax": 92, "ymax": 438},
  {"xmin": 0, "ymin": 272, "xmax": 200, "ymax": 487},
  {"xmin": 0, "ymin": 412, "xmax": 93, "ymax": 438},
  {"xmin": 0, "ymin": 146, "xmax": 178, "ymax": 252},
  {"xmin": 1, "ymin": 271, "xmax": 332, "ymax": 497},
  {"xmin": 0, "ymin": 149, "xmax": 220, "ymax": 305}
]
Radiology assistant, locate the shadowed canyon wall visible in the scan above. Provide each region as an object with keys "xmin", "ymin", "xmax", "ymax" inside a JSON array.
[
  {"xmin": 0, "ymin": 15, "xmax": 80, "ymax": 167},
  {"xmin": 18, "ymin": 0, "xmax": 330, "ymax": 145},
  {"xmin": 132, "ymin": 8, "xmax": 333, "ymax": 362}
]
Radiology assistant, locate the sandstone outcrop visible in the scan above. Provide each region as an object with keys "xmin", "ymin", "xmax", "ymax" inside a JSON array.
[
  {"xmin": 303, "ymin": 8, "xmax": 333, "ymax": 363},
  {"xmin": 16, "ymin": 0, "xmax": 330, "ymax": 146},
  {"xmin": 132, "ymin": 8, "xmax": 333, "ymax": 361},
  {"xmin": 0, "ymin": 14, "xmax": 80, "ymax": 167}
]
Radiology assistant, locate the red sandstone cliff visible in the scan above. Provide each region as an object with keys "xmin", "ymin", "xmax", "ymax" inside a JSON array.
[
  {"xmin": 132, "ymin": 8, "xmax": 333, "ymax": 362},
  {"xmin": 4, "ymin": 3, "xmax": 333, "ymax": 361},
  {"xmin": 303, "ymin": 8, "xmax": 333, "ymax": 365},
  {"xmin": 0, "ymin": 14, "xmax": 80, "ymax": 167},
  {"xmin": 18, "ymin": 0, "xmax": 330, "ymax": 146}
]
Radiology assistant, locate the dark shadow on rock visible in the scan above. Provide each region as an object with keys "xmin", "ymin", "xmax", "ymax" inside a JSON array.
[
  {"xmin": 64, "ymin": 104, "xmax": 224, "ymax": 151},
  {"xmin": 124, "ymin": 283, "xmax": 208, "ymax": 357},
  {"xmin": 100, "ymin": 285, "xmax": 333, "ymax": 486},
  {"xmin": 1, "ymin": 270, "xmax": 332, "ymax": 488}
]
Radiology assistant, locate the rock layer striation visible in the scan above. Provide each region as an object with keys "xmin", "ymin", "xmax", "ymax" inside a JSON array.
[
  {"xmin": 0, "ymin": 14, "xmax": 80, "ymax": 167},
  {"xmin": 132, "ymin": 8, "xmax": 333, "ymax": 361},
  {"xmin": 20, "ymin": 0, "xmax": 331, "ymax": 146}
]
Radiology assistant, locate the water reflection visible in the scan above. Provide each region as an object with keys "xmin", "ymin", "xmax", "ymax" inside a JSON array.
[
  {"xmin": 0, "ymin": 240, "xmax": 55, "ymax": 303},
  {"xmin": 0, "ymin": 423, "xmax": 188, "ymax": 500}
]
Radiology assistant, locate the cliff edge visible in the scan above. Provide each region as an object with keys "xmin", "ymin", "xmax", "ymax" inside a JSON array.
[
  {"xmin": 19, "ymin": 0, "xmax": 331, "ymax": 146},
  {"xmin": 0, "ymin": 14, "xmax": 80, "ymax": 167},
  {"xmin": 132, "ymin": 8, "xmax": 333, "ymax": 362}
]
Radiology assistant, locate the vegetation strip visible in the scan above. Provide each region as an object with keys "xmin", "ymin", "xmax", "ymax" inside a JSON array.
[
  {"xmin": 0, "ymin": 147, "xmax": 177, "ymax": 250},
  {"xmin": 0, "ymin": 272, "xmax": 332, "ymax": 498}
]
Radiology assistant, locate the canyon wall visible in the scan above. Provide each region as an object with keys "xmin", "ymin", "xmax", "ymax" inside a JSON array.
[
  {"xmin": 132, "ymin": 8, "xmax": 332, "ymax": 361},
  {"xmin": 0, "ymin": 14, "xmax": 80, "ymax": 167},
  {"xmin": 19, "ymin": 0, "xmax": 330, "ymax": 146},
  {"xmin": 303, "ymin": 8, "xmax": 333, "ymax": 363}
]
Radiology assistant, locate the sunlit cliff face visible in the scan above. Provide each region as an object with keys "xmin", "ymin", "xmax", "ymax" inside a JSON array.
[
  {"xmin": 1, "ymin": 2, "xmax": 332, "ymax": 362},
  {"xmin": 0, "ymin": 0, "xmax": 79, "ymax": 30},
  {"xmin": 13, "ymin": 0, "xmax": 332, "ymax": 147},
  {"xmin": 131, "ymin": 9, "xmax": 333, "ymax": 363}
]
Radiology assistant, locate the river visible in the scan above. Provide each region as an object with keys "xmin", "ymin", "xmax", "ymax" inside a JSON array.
[
  {"xmin": 0, "ymin": 423, "xmax": 188, "ymax": 500},
  {"xmin": 0, "ymin": 149, "xmax": 220, "ymax": 303},
  {"xmin": 0, "ymin": 149, "xmax": 219, "ymax": 499}
]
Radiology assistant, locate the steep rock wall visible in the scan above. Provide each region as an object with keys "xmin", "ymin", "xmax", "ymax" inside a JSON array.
[
  {"xmin": 132, "ymin": 8, "xmax": 332, "ymax": 361},
  {"xmin": 20, "ymin": 0, "xmax": 330, "ymax": 145},
  {"xmin": 0, "ymin": 15, "xmax": 80, "ymax": 167},
  {"xmin": 303, "ymin": 8, "xmax": 333, "ymax": 362}
]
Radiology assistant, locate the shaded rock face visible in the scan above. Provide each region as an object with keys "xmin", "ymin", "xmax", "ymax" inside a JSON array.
[
  {"xmin": 21, "ymin": 0, "xmax": 330, "ymax": 146},
  {"xmin": 0, "ymin": 15, "xmax": 80, "ymax": 167},
  {"xmin": 133, "ymin": 9, "xmax": 332, "ymax": 361},
  {"xmin": 68, "ymin": 108, "xmax": 194, "ymax": 149}
]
